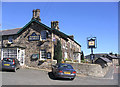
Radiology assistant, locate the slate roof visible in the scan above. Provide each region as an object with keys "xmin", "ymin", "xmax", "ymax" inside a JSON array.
[
  {"xmin": 118, "ymin": 55, "xmax": 120, "ymax": 58},
  {"xmin": 0, "ymin": 28, "xmax": 21, "ymax": 36},
  {"xmin": 2, "ymin": 45, "xmax": 26, "ymax": 49},
  {"xmin": 0, "ymin": 19, "xmax": 81, "ymax": 47},
  {"xmin": 107, "ymin": 55, "xmax": 119, "ymax": 59},
  {"xmin": 85, "ymin": 53, "xmax": 108, "ymax": 60},
  {"xmin": 99, "ymin": 57, "xmax": 112, "ymax": 63}
]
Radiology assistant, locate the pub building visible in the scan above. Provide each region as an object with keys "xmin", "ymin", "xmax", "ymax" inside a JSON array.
[{"xmin": 0, "ymin": 9, "xmax": 81, "ymax": 68}]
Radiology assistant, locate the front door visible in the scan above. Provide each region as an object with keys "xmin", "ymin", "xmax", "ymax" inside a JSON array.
[{"xmin": 20, "ymin": 50, "xmax": 25, "ymax": 65}]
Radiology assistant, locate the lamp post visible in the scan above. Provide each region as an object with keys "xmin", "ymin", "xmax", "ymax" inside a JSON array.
[{"xmin": 87, "ymin": 37, "xmax": 97, "ymax": 64}]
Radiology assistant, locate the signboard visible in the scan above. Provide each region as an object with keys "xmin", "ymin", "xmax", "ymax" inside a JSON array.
[
  {"xmin": 88, "ymin": 41, "xmax": 95, "ymax": 47},
  {"xmin": 31, "ymin": 54, "xmax": 39, "ymax": 59},
  {"xmin": 87, "ymin": 37, "xmax": 97, "ymax": 63},
  {"xmin": 88, "ymin": 38, "xmax": 96, "ymax": 48},
  {"xmin": 47, "ymin": 52, "xmax": 51, "ymax": 59},
  {"xmin": 28, "ymin": 32, "xmax": 40, "ymax": 41}
]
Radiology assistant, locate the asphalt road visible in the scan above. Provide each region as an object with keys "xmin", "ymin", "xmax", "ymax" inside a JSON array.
[{"xmin": 0, "ymin": 68, "xmax": 118, "ymax": 85}]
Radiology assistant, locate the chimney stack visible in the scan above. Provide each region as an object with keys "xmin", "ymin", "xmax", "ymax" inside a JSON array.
[
  {"xmin": 33, "ymin": 9, "xmax": 35, "ymax": 18},
  {"xmin": 32, "ymin": 9, "xmax": 41, "ymax": 22},
  {"xmin": 51, "ymin": 21, "xmax": 59, "ymax": 31},
  {"xmin": 69, "ymin": 35, "xmax": 74, "ymax": 39}
]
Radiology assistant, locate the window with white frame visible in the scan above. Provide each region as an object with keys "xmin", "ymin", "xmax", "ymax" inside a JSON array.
[
  {"xmin": 65, "ymin": 42, "xmax": 67, "ymax": 49},
  {"xmin": 41, "ymin": 30, "xmax": 46, "ymax": 40},
  {"xmin": 3, "ymin": 48, "xmax": 17, "ymax": 58},
  {"xmin": 8, "ymin": 36, "xmax": 13, "ymax": 43},
  {"xmin": 64, "ymin": 52, "xmax": 67, "ymax": 60},
  {"xmin": 40, "ymin": 50, "xmax": 46, "ymax": 60},
  {"xmin": 62, "ymin": 42, "xmax": 65, "ymax": 48}
]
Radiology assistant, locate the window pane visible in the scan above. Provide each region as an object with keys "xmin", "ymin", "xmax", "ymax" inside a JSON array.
[
  {"xmin": 3, "ymin": 49, "xmax": 17, "ymax": 58},
  {"xmin": 41, "ymin": 31, "xmax": 46, "ymax": 40},
  {"xmin": 8, "ymin": 36, "xmax": 13, "ymax": 43},
  {"xmin": 41, "ymin": 50, "xmax": 46, "ymax": 59}
]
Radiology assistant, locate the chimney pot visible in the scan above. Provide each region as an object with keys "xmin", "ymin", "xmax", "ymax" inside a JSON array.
[
  {"xmin": 36, "ymin": 9, "xmax": 40, "ymax": 12},
  {"xmin": 69, "ymin": 35, "xmax": 74, "ymax": 39},
  {"xmin": 32, "ymin": 9, "xmax": 41, "ymax": 22},
  {"xmin": 33, "ymin": 9, "xmax": 35, "ymax": 18},
  {"xmin": 33, "ymin": 9, "xmax": 35, "ymax": 12},
  {"xmin": 51, "ymin": 21, "xmax": 60, "ymax": 31}
]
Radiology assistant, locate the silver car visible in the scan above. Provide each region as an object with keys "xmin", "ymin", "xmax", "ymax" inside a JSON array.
[
  {"xmin": 2, "ymin": 58, "xmax": 20, "ymax": 72},
  {"xmin": 52, "ymin": 63, "xmax": 76, "ymax": 80}
]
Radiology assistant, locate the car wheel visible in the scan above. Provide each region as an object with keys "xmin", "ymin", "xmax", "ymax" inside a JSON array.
[
  {"xmin": 18, "ymin": 66, "xmax": 20, "ymax": 69},
  {"xmin": 70, "ymin": 78, "xmax": 74, "ymax": 80},
  {"xmin": 53, "ymin": 73, "xmax": 57, "ymax": 79}
]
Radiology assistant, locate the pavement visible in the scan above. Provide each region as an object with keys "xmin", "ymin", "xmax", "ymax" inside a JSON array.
[
  {"xmin": 0, "ymin": 60, "xmax": 119, "ymax": 85},
  {"xmin": 24, "ymin": 65, "xmax": 116, "ymax": 79},
  {"xmin": 1, "ymin": 67, "xmax": 118, "ymax": 85}
]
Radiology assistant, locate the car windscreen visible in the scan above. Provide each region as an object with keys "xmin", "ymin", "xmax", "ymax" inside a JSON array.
[
  {"xmin": 3, "ymin": 58, "xmax": 13, "ymax": 62},
  {"xmin": 59, "ymin": 64, "xmax": 73, "ymax": 69}
]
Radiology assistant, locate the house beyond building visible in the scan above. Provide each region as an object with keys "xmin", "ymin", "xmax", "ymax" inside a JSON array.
[{"xmin": 0, "ymin": 9, "xmax": 81, "ymax": 67}]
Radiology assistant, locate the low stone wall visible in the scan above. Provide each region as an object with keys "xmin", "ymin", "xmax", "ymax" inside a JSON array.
[
  {"xmin": 68, "ymin": 63, "xmax": 109, "ymax": 77},
  {"xmin": 23, "ymin": 61, "xmax": 110, "ymax": 77}
]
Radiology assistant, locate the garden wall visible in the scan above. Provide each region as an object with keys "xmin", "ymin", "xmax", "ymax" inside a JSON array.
[{"xmin": 68, "ymin": 63, "xmax": 109, "ymax": 77}]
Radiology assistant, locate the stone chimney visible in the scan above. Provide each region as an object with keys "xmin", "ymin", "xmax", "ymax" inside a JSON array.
[
  {"xmin": 32, "ymin": 9, "xmax": 41, "ymax": 22},
  {"xmin": 51, "ymin": 21, "xmax": 60, "ymax": 31},
  {"xmin": 69, "ymin": 35, "xmax": 74, "ymax": 39}
]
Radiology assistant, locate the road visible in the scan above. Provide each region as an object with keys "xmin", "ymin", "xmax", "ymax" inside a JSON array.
[{"xmin": 0, "ymin": 67, "xmax": 118, "ymax": 85}]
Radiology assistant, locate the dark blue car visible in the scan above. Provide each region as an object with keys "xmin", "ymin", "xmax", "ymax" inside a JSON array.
[
  {"xmin": 52, "ymin": 63, "xmax": 76, "ymax": 80},
  {"xmin": 2, "ymin": 58, "xmax": 20, "ymax": 72}
]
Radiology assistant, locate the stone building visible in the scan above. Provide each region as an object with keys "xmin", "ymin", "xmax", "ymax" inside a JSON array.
[
  {"xmin": 0, "ymin": 9, "xmax": 81, "ymax": 68},
  {"xmin": 94, "ymin": 57, "xmax": 112, "ymax": 68}
]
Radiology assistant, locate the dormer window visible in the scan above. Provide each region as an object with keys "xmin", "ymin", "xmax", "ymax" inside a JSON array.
[
  {"xmin": 8, "ymin": 36, "xmax": 13, "ymax": 43},
  {"xmin": 41, "ymin": 30, "xmax": 46, "ymax": 40}
]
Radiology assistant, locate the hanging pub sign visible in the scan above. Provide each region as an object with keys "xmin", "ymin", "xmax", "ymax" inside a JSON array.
[
  {"xmin": 28, "ymin": 32, "xmax": 40, "ymax": 41},
  {"xmin": 87, "ymin": 37, "xmax": 97, "ymax": 48},
  {"xmin": 88, "ymin": 39, "xmax": 95, "ymax": 48}
]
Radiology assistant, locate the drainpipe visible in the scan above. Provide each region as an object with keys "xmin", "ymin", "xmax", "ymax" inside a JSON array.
[{"xmin": 51, "ymin": 33, "xmax": 54, "ymax": 65}]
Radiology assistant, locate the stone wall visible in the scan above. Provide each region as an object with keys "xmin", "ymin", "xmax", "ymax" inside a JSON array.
[
  {"xmin": 1, "ymin": 21, "xmax": 81, "ymax": 68},
  {"xmin": 68, "ymin": 63, "xmax": 109, "ymax": 77},
  {"xmin": 60, "ymin": 38, "xmax": 81, "ymax": 61},
  {"xmin": 2, "ymin": 22, "xmax": 52, "ymax": 67}
]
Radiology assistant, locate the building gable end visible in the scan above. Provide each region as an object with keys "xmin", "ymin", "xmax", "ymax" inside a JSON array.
[{"xmin": 17, "ymin": 19, "xmax": 52, "ymax": 35}]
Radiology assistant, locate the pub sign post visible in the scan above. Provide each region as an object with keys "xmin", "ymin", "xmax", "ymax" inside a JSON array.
[{"xmin": 87, "ymin": 37, "xmax": 97, "ymax": 64}]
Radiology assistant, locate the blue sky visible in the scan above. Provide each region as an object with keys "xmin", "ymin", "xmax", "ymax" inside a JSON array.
[{"xmin": 2, "ymin": 2, "xmax": 118, "ymax": 55}]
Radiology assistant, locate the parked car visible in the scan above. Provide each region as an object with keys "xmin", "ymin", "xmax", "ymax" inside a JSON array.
[
  {"xmin": 2, "ymin": 58, "xmax": 20, "ymax": 72},
  {"xmin": 52, "ymin": 63, "xmax": 76, "ymax": 80}
]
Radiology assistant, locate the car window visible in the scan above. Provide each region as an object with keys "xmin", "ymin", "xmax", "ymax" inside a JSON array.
[
  {"xmin": 3, "ymin": 58, "xmax": 13, "ymax": 62},
  {"xmin": 59, "ymin": 64, "xmax": 73, "ymax": 69}
]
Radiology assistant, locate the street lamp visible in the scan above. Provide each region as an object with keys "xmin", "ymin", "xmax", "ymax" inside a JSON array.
[{"xmin": 87, "ymin": 37, "xmax": 97, "ymax": 64}]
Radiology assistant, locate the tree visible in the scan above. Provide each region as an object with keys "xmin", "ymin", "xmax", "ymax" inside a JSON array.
[
  {"xmin": 54, "ymin": 39, "xmax": 62, "ymax": 63},
  {"xmin": 81, "ymin": 51, "xmax": 84, "ymax": 60}
]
